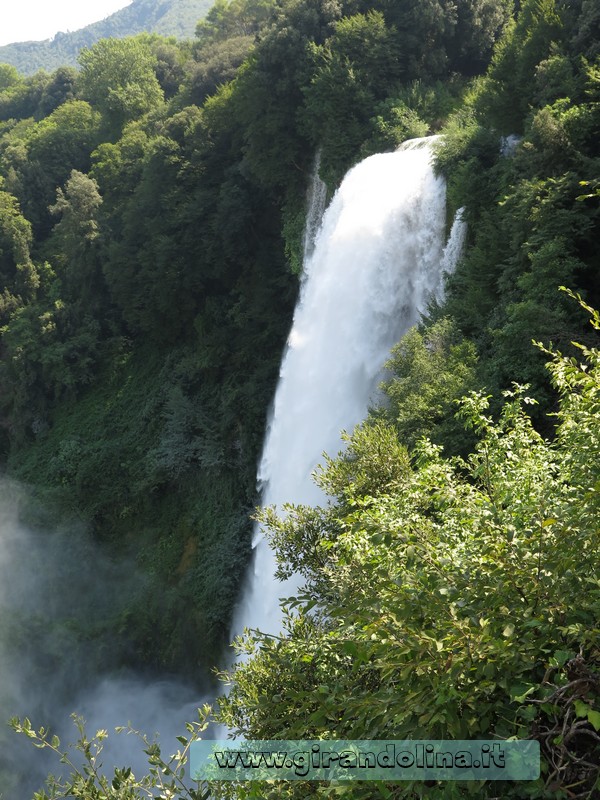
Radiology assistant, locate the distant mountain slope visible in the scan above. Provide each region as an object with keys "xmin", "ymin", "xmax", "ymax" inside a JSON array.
[{"xmin": 0, "ymin": 0, "xmax": 213, "ymax": 75}]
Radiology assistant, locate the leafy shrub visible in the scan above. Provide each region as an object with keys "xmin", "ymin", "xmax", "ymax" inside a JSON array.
[{"xmin": 216, "ymin": 298, "xmax": 600, "ymax": 799}]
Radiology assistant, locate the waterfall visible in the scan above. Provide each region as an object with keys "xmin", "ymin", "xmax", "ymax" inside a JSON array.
[
  {"xmin": 232, "ymin": 137, "xmax": 451, "ymax": 641},
  {"xmin": 441, "ymin": 207, "xmax": 467, "ymax": 277},
  {"xmin": 302, "ymin": 150, "xmax": 328, "ymax": 260},
  {"xmin": 500, "ymin": 134, "xmax": 522, "ymax": 157}
]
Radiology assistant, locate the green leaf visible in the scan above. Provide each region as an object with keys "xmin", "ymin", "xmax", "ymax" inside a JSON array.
[
  {"xmin": 587, "ymin": 710, "xmax": 600, "ymax": 731},
  {"xmin": 512, "ymin": 684, "xmax": 535, "ymax": 703},
  {"xmin": 574, "ymin": 699, "xmax": 589, "ymax": 719},
  {"xmin": 550, "ymin": 649, "xmax": 573, "ymax": 667}
]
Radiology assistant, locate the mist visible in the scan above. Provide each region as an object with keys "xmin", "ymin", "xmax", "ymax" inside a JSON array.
[{"xmin": 0, "ymin": 477, "xmax": 205, "ymax": 799}]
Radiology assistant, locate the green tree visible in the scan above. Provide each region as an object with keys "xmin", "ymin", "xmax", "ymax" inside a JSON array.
[
  {"xmin": 183, "ymin": 34, "xmax": 255, "ymax": 104},
  {"xmin": 89, "ymin": 119, "xmax": 155, "ymax": 218},
  {"xmin": 376, "ymin": 318, "xmax": 478, "ymax": 453},
  {"xmin": 49, "ymin": 170, "xmax": 106, "ymax": 313},
  {"xmin": 136, "ymin": 34, "xmax": 189, "ymax": 100},
  {"xmin": 0, "ymin": 69, "xmax": 50, "ymax": 121},
  {"xmin": 570, "ymin": 0, "xmax": 600, "ymax": 59},
  {"xmin": 474, "ymin": 0, "xmax": 566, "ymax": 133},
  {"xmin": 0, "ymin": 180, "xmax": 37, "ymax": 325},
  {"xmin": 302, "ymin": 11, "xmax": 405, "ymax": 185},
  {"xmin": 77, "ymin": 37, "xmax": 165, "ymax": 137},
  {"xmin": 0, "ymin": 63, "xmax": 21, "ymax": 91},
  {"xmin": 9, "ymin": 99, "xmax": 102, "ymax": 238},
  {"xmin": 195, "ymin": 0, "xmax": 275, "ymax": 43},
  {"xmin": 449, "ymin": 0, "xmax": 513, "ymax": 75},
  {"xmin": 38, "ymin": 66, "xmax": 78, "ymax": 116}
]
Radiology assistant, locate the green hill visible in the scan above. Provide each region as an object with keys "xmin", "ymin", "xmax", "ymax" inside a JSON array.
[{"xmin": 0, "ymin": 0, "xmax": 212, "ymax": 75}]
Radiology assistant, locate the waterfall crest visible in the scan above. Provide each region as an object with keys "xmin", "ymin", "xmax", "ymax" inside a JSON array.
[{"xmin": 233, "ymin": 138, "xmax": 451, "ymax": 640}]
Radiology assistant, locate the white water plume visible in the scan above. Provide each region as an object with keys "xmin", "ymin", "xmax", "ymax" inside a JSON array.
[
  {"xmin": 232, "ymin": 137, "xmax": 452, "ymax": 640},
  {"xmin": 441, "ymin": 206, "xmax": 467, "ymax": 277},
  {"xmin": 302, "ymin": 150, "xmax": 328, "ymax": 260}
]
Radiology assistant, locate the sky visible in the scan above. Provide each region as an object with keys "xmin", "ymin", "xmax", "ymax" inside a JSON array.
[{"xmin": 0, "ymin": 0, "xmax": 133, "ymax": 47}]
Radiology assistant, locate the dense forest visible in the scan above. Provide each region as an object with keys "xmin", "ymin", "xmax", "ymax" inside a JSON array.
[{"xmin": 0, "ymin": 0, "xmax": 599, "ymax": 797}]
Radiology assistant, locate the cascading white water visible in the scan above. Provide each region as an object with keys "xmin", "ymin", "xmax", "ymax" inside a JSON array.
[
  {"xmin": 441, "ymin": 206, "xmax": 467, "ymax": 276},
  {"xmin": 302, "ymin": 150, "xmax": 328, "ymax": 260},
  {"xmin": 232, "ymin": 137, "xmax": 453, "ymax": 640}
]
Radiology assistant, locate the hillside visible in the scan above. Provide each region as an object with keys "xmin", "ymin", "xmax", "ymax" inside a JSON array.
[{"xmin": 0, "ymin": 0, "xmax": 212, "ymax": 75}]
